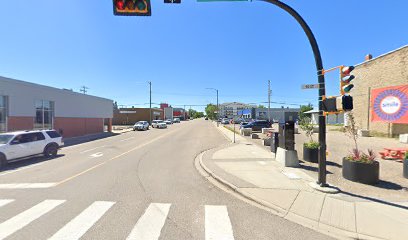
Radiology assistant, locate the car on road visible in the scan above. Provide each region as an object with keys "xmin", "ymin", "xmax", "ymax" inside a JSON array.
[
  {"xmin": 133, "ymin": 121, "xmax": 149, "ymax": 131},
  {"xmin": 240, "ymin": 120, "xmax": 271, "ymax": 131},
  {"xmin": 0, "ymin": 130, "xmax": 64, "ymax": 169},
  {"xmin": 173, "ymin": 118, "xmax": 180, "ymax": 123},
  {"xmin": 204, "ymin": 117, "xmax": 208, "ymax": 120},
  {"xmin": 156, "ymin": 122, "xmax": 168, "ymax": 129},
  {"xmin": 151, "ymin": 120, "xmax": 164, "ymax": 128},
  {"xmin": 164, "ymin": 119, "xmax": 173, "ymax": 125}
]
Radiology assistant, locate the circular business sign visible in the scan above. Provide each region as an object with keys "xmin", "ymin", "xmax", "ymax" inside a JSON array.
[{"xmin": 373, "ymin": 89, "xmax": 408, "ymax": 121}]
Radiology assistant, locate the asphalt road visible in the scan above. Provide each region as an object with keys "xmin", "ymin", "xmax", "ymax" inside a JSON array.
[{"xmin": 0, "ymin": 119, "xmax": 333, "ymax": 240}]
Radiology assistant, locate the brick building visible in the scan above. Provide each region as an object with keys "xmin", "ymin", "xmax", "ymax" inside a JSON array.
[
  {"xmin": 112, "ymin": 108, "xmax": 163, "ymax": 125},
  {"xmin": 351, "ymin": 45, "xmax": 408, "ymax": 136}
]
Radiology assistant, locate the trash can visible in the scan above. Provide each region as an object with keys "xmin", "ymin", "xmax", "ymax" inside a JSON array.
[{"xmin": 270, "ymin": 132, "xmax": 279, "ymax": 153}]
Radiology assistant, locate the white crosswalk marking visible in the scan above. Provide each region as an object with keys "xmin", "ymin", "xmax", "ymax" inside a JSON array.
[
  {"xmin": 126, "ymin": 203, "xmax": 171, "ymax": 240},
  {"xmin": 49, "ymin": 201, "xmax": 115, "ymax": 240},
  {"xmin": 0, "ymin": 199, "xmax": 65, "ymax": 240},
  {"xmin": 205, "ymin": 205, "xmax": 234, "ymax": 240},
  {"xmin": 0, "ymin": 199, "xmax": 14, "ymax": 208}
]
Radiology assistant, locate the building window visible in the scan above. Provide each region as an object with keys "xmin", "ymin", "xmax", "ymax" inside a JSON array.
[
  {"xmin": 34, "ymin": 100, "xmax": 54, "ymax": 130},
  {"xmin": 0, "ymin": 96, "xmax": 7, "ymax": 132}
]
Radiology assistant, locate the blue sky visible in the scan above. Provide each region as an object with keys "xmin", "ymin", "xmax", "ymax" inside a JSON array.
[{"xmin": 1, "ymin": 0, "xmax": 407, "ymax": 112}]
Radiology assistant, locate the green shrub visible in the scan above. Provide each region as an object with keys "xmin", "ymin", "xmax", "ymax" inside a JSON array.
[
  {"xmin": 405, "ymin": 151, "xmax": 408, "ymax": 160},
  {"xmin": 304, "ymin": 141, "xmax": 319, "ymax": 149}
]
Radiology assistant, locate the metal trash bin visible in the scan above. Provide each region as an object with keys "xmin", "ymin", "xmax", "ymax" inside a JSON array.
[{"xmin": 270, "ymin": 132, "xmax": 279, "ymax": 153}]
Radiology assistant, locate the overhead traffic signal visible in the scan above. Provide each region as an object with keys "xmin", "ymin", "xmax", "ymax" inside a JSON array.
[
  {"xmin": 113, "ymin": 0, "xmax": 151, "ymax": 16},
  {"xmin": 340, "ymin": 66, "xmax": 355, "ymax": 95}
]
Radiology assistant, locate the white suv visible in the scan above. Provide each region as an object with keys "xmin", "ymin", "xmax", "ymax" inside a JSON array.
[{"xmin": 0, "ymin": 130, "xmax": 64, "ymax": 169}]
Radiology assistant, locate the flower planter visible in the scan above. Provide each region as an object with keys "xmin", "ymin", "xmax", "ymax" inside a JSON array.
[
  {"xmin": 303, "ymin": 145, "xmax": 318, "ymax": 163},
  {"xmin": 342, "ymin": 158, "xmax": 379, "ymax": 185},
  {"xmin": 403, "ymin": 159, "xmax": 408, "ymax": 179}
]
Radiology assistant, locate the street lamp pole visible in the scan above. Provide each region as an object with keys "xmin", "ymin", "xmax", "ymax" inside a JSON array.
[{"xmin": 261, "ymin": 0, "xmax": 327, "ymax": 186}]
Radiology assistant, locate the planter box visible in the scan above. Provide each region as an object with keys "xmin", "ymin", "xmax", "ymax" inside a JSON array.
[
  {"xmin": 400, "ymin": 134, "xmax": 408, "ymax": 143},
  {"xmin": 263, "ymin": 138, "xmax": 271, "ymax": 146},
  {"xmin": 251, "ymin": 133, "xmax": 259, "ymax": 139},
  {"xmin": 358, "ymin": 129, "xmax": 370, "ymax": 137},
  {"xmin": 404, "ymin": 159, "xmax": 408, "ymax": 179},
  {"xmin": 241, "ymin": 128, "xmax": 252, "ymax": 136},
  {"xmin": 342, "ymin": 158, "xmax": 379, "ymax": 185},
  {"xmin": 313, "ymin": 126, "xmax": 319, "ymax": 133},
  {"xmin": 303, "ymin": 145, "xmax": 318, "ymax": 163}
]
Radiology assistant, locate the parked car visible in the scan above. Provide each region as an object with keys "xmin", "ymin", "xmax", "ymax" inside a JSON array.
[
  {"xmin": 156, "ymin": 122, "xmax": 168, "ymax": 129},
  {"xmin": 240, "ymin": 120, "xmax": 271, "ymax": 131},
  {"xmin": 164, "ymin": 119, "xmax": 173, "ymax": 125},
  {"xmin": 133, "ymin": 121, "xmax": 149, "ymax": 131},
  {"xmin": 205, "ymin": 117, "xmax": 208, "ymax": 120},
  {"xmin": 0, "ymin": 130, "xmax": 64, "ymax": 168},
  {"xmin": 173, "ymin": 118, "xmax": 180, "ymax": 123},
  {"xmin": 221, "ymin": 118, "xmax": 230, "ymax": 124},
  {"xmin": 152, "ymin": 120, "xmax": 164, "ymax": 128}
]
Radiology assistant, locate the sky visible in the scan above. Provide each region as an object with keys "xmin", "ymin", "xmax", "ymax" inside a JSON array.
[{"xmin": 1, "ymin": 0, "xmax": 407, "ymax": 112}]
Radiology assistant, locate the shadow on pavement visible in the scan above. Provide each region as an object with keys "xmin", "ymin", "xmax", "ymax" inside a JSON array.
[
  {"xmin": 1, "ymin": 154, "xmax": 65, "ymax": 172},
  {"xmin": 298, "ymin": 161, "xmax": 333, "ymax": 174},
  {"xmin": 375, "ymin": 180, "xmax": 404, "ymax": 190},
  {"xmin": 63, "ymin": 132, "xmax": 120, "ymax": 148},
  {"xmin": 326, "ymin": 161, "xmax": 342, "ymax": 168},
  {"xmin": 340, "ymin": 190, "xmax": 408, "ymax": 211}
]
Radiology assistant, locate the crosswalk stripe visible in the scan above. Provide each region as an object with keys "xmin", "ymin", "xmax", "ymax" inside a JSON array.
[
  {"xmin": 126, "ymin": 203, "xmax": 171, "ymax": 240},
  {"xmin": 205, "ymin": 205, "xmax": 234, "ymax": 240},
  {"xmin": 0, "ymin": 199, "xmax": 65, "ymax": 240},
  {"xmin": 49, "ymin": 201, "xmax": 115, "ymax": 240},
  {"xmin": 0, "ymin": 199, "xmax": 14, "ymax": 208}
]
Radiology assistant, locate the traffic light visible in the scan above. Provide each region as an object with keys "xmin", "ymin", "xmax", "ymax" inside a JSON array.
[
  {"xmin": 113, "ymin": 0, "xmax": 151, "ymax": 16},
  {"xmin": 340, "ymin": 66, "xmax": 355, "ymax": 95}
]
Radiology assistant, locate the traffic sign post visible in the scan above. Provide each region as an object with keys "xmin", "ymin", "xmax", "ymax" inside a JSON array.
[{"xmin": 301, "ymin": 84, "xmax": 319, "ymax": 90}]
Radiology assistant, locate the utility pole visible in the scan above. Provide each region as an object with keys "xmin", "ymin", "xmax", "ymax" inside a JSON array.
[
  {"xmin": 206, "ymin": 88, "xmax": 219, "ymax": 126},
  {"xmin": 148, "ymin": 81, "xmax": 152, "ymax": 124},
  {"xmin": 80, "ymin": 86, "xmax": 89, "ymax": 94},
  {"xmin": 268, "ymin": 80, "xmax": 271, "ymax": 122}
]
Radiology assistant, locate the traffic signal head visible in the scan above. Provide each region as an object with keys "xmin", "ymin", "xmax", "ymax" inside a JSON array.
[
  {"xmin": 340, "ymin": 66, "xmax": 355, "ymax": 95},
  {"xmin": 113, "ymin": 0, "xmax": 151, "ymax": 16}
]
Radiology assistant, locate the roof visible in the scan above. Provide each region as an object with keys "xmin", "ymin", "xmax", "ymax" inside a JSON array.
[
  {"xmin": 355, "ymin": 44, "xmax": 408, "ymax": 67},
  {"xmin": 304, "ymin": 109, "xmax": 319, "ymax": 114}
]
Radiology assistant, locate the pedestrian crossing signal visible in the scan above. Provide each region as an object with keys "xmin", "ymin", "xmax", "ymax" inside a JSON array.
[{"xmin": 113, "ymin": 0, "xmax": 151, "ymax": 16}]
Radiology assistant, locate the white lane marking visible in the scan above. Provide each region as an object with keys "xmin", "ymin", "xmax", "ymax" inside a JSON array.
[
  {"xmin": 49, "ymin": 201, "xmax": 115, "ymax": 240},
  {"xmin": 126, "ymin": 203, "xmax": 171, "ymax": 240},
  {"xmin": 205, "ymin": 205, "xmax": 234, "ymax": 240},
  {"xmin": 0, "ymin": 162, "xmax": 47, "ymax": 177},
  {"xmin": 0, "ymin": 199, "xmax": 65, "ymax": 240},
  {"xmin": 257, "ymin": 161, "xmax": 266, "ymax": 165},
  {"xmin": 0, "ymin": 199, "xmax": 14, "ymax": 208},
  {"xmin": 80, "ymin": 146, "xmax": 106, "ymax": 154},
  {"xmin": 282, "ymin": 172, "xmax": 301, "ymax": 179},
  {"xmin": 120, "ymin": 137, "xmax": 135, "ymax": 142},
  {"xmin": 0, "ymin": 183, "xmax": 57, "ymax": 189},
  {"xmin": 89, "ymin": 152, "xmax": 104, "ymax": 158}
]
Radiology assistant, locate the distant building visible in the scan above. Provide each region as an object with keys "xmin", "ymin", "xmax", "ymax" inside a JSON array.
[
  {"xmin": 238, "ymin": 107, "xmax": 300, "ymax": 122},
  {"xmin": 304, "ymin": 109, "xmax": 344, "ymax": 125},
  {"xmin": 219, "ymin": 102, "xmax": 255, "ymax": 119},
  {"xmin": 112, "ymin": 108, "xmax": 163, "ymax": 125}
]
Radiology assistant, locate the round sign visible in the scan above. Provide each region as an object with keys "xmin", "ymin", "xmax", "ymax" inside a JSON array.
[{"xmin": 373, "ymin": 89, "xmax": 408, "ymax": 121}]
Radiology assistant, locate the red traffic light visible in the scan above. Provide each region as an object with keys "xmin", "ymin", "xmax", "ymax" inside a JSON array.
[{"xmin": 341, "ymin": 66, "xmax": 355, "ymax": 75}]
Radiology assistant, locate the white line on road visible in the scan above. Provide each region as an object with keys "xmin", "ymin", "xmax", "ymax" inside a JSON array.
[
  {"xmin": 126, "ymin": 203, "xmax": 171, "ymax": 240},
  {"xmin": 0, "ymin": 183, "xmax": 57, "ymax": 189},
  {"xmin": 49, "ymin": 201, "xmax": 115, "ymax": 240},
  {"xmin": 0, "ymin": 199, "xmax": 14, "ymax": 208},
  {"xmin": 0, "ymin": 199, "xmax": 65, "ymax": 240},
  {"xmin": 205, "ymin": 205, "xmax": 235, "ymax": 240},
  {"xmin": 0, "ymin": 162, "xmax": 47, "ymax": 177},
  {"xmin": 120, "ymin": 137, "xmax": 135, "ymax": 142},
  {"xmin": 80, "ymin": 146, "xmax": 106, "ymax": 154},
  {"xmin": 89, "ymin": 152, "xmax": 104, "ymax": 158}
]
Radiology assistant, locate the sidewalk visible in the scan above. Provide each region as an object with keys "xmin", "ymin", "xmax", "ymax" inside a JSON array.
[{"xmin": 199, "ymin": 123, "xmax": 408, "ymax": 240}]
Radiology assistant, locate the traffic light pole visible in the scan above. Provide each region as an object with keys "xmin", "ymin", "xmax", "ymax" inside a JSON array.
[{"xmin": 261, "ymin": 0, "xmax": 327, "ymax": 186}]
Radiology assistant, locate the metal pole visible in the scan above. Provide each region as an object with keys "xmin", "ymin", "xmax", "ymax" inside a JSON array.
[
  {"xmin": 149, "ymin": 81, "xmax": 152, "ymax": 124},
  {"xmin": 262, "ymin": 0, "xmax": 327, "ymax": 186},
  {"xmin": 216, "ymin": 89, "xmax": 219, "ymax": 127},
  {"xmin": 268, "ymin": 80, "xmax": 271, "ymax": 122},
  {"xmin": 367, "ymin": 87, "xmax": 371, "ymax": 131}
]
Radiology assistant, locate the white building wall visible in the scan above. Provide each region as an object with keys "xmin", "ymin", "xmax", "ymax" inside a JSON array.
[{"xmin": 0, "ymin": 77, "xmax": 113, "ymax": 118}]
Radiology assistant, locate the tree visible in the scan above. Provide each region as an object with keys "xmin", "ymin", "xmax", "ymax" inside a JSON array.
[
  {"xmin": 193, "ymin": 112, "xmax": 204, "ymax": 118},
  {"xmin": 258, "ymin": 104, "xmax": 266, "ymax": 109},
  {"xmin": 205, "ymin": 104, "xmax": 217, "ymax": 120},
  {"xmin": 299, "ymin": 103, "xmax": 313, "ymax": 120}
]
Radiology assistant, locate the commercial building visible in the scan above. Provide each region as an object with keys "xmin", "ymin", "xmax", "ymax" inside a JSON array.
[
  {"xmin": 237, "ymin": 107, "xmax": 300, "ymax": 122},
  {"xmin": 0, "ymin": 76, "xmax": 113, "ymax": 138},
  {"xmin": 159, "ymin": 103, "xmax": 187, "ymax": 120},
  {"xmin": 351, "ymin": 45, "xmax": 408, "ymax": 136},
  {"xmin": 112, "ymin": 108, "xmax": 164, "ymax": 125},
  {"xmin": 219, "ymin": 102, "xmax": 255, "ymax": 119},
  {"xmin": 304, "ymin": 109, "xmax": 344, "ymax": 125}
]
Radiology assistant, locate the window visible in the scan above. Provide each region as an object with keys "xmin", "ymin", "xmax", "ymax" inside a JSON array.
[
  {"xmin": 34, "ymin": 100, "xmax": 54, "ymax": 130},
  {"xmin": 0, "ymin": 96, "xmax": 7, "ymax": 132},
  {"xmin": 46, "ymin": 130, "xmax": 61, "ymax": 138}
]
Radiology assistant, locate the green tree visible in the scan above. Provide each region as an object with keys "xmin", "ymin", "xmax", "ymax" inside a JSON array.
[
  {"xmin": 193, "ymin": 112, "xmax": 204, "ymax": 118},
  {"xmin": 299, "ymin": 103, "xmax": 313, "ymax": 120},
  {"xmin": 258, "ymin": 104, "xmax": 266, "ymax": 108},
  {"xmin": 205, "ymin": 104, "xmax": 217, "ymax": 120}
]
